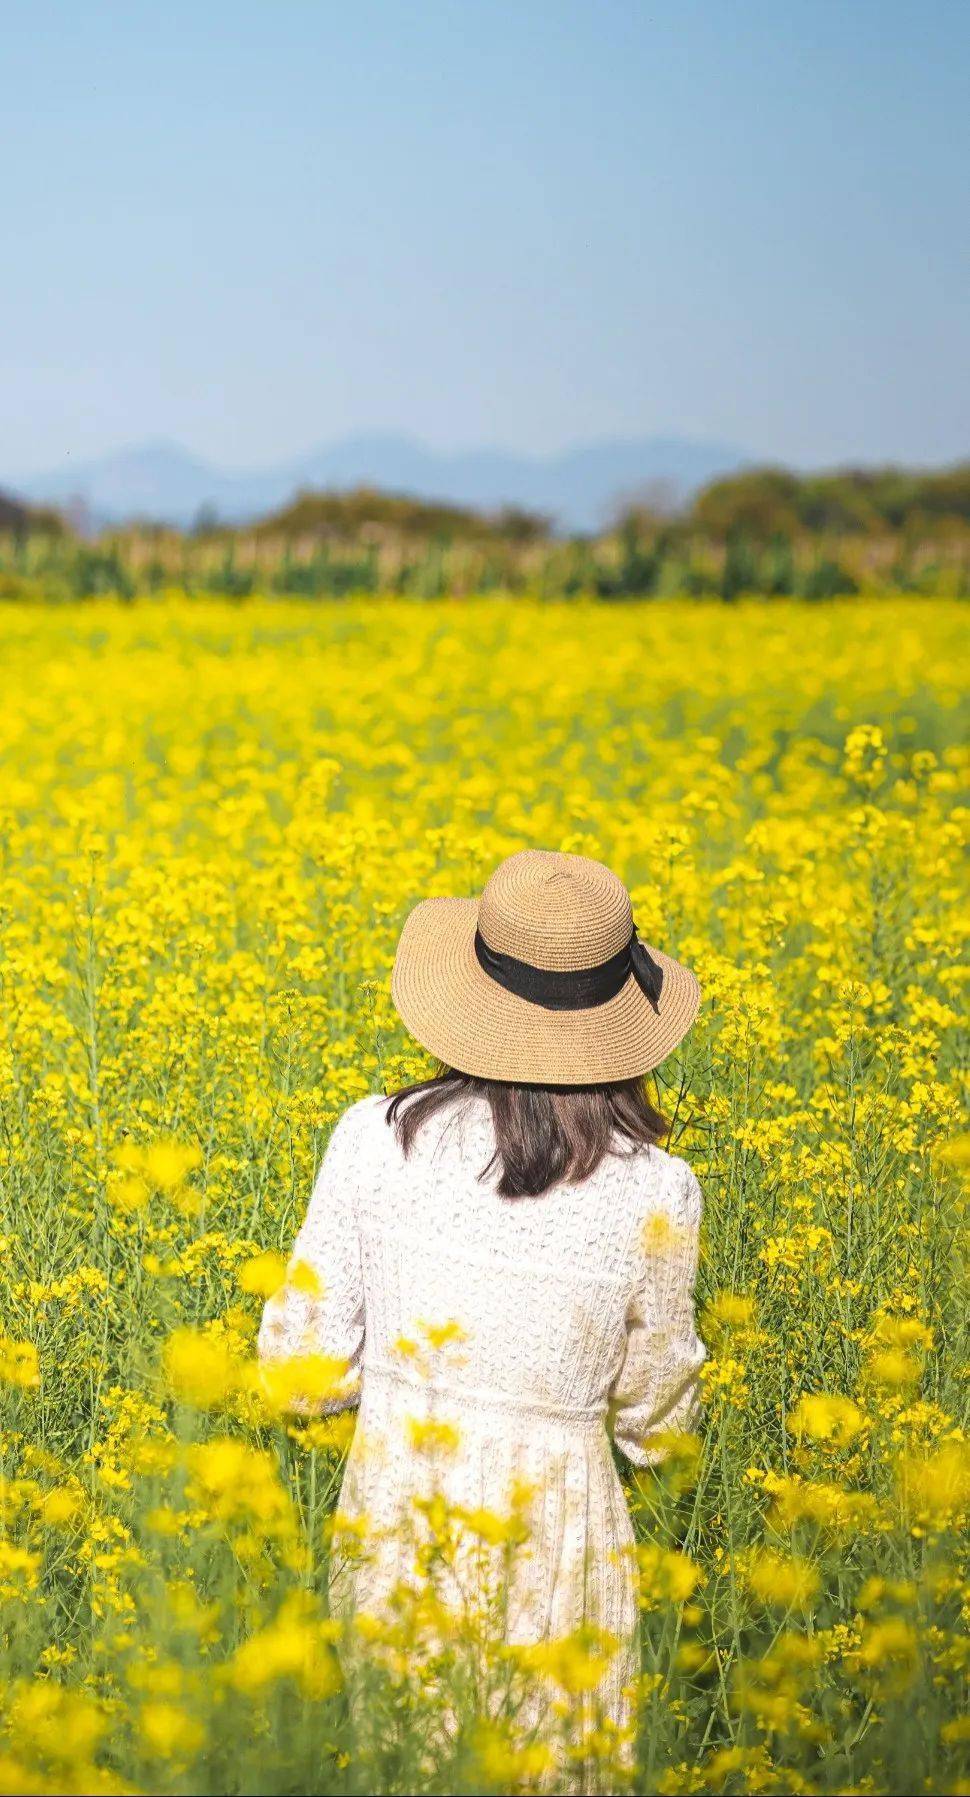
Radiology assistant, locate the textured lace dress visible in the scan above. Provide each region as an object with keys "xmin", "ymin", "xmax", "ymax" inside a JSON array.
[{"xmin": 258, "ymin": 1092, "xmax": 705, "ymax": 1734}]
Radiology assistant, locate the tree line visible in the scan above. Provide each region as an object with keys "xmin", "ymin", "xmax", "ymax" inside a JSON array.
[{"xmin": 1, "ymin": 462, "xmax": 967, "ymax": 600}]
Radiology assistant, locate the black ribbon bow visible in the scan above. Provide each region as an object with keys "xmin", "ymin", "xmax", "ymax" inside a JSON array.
[
  {"xmin": 474, "ymin": 926, "xmax": 664, "ymax": 1014},
  {"xmin": 628, "ymin": 934, "xmax": 664, "ymax": 1011}
]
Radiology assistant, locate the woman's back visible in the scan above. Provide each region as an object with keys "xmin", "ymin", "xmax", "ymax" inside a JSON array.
[
  {"xmin": 258, "ymin": 848, "xmax": 705, "ymax": 1751},
  {"xmin": 277, "ymin": 1092, "xmax": 702, "ymax": 1429}
]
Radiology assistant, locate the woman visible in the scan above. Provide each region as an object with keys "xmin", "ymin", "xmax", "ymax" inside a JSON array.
[{"xmin": 259, "ymin": 849, "xmax": 705, "ymax": 1753}]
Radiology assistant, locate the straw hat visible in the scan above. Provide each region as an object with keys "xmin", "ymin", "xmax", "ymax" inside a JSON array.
[{"xmin": 392, "ymin": 849, "xmax": 700, "ymax": 1085}]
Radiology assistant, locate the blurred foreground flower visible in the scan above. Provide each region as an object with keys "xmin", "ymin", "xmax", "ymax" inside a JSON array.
[
  {"xmin": 111, "ymin": 1137, "xmax": 203, "ymax": 1217},
  {"xmin": 0, "ymin": 1337, "xmax": 39, "ymax": 1389},
  {"xmin": 789, "ymin": 1392, "xmax": 865, "ymax": 1447},
  {"xmin": 139, "ymin": 1700, "xmax": 206, "ymax": 1761},
  {"xmin": 162, "ymin": 1328, "xmax": 240, "ymax": 1409},
  {"xmin": 897, "ymin": 1440, "xmax": 970, "ymax": 1533},
  {"xmin": 636, "ymin": 1544, "xmax": 702, "ymax": 1608},
  {"xmin": 237, "ymin": 1248, "xmax": 288, "ymax": 1297},
  {"xmin": 746, "ymin": 1549, "xmax": 820, "ymax": 1609},
  {"xmin": 259, "ymin": 1351, "xmax": 353, "ymax": 1415},
  {"xmin": 513, "ymin": 1625, "xmax": 620, "ymax": 1697},
  {"xmin": 229, "ymin": 1595, "xmax": 342, "ymax": 1699}
]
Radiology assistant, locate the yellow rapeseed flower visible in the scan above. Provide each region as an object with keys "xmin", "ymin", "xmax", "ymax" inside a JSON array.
[
  {"xmin": 898, "ymin": 1441, "xmax": 970, "ymax": 1532},
  {"xmin": 162, "ymin": 1328, "xmax": 239, "ymax": 1409},
  {"xmin": 637, "ymin": 1544, "xmax": 702, "ymax": 1607},
  {"xmin": 289, "ymin": 1258, "xmax": 323, "ymax": 1297},
  {"xmin": 515, "ymin": 1625, "xmax": 619, "ymax": 1696},
  {"xmin": 139, "ymin": 1701, "xmax": 206, "ymax": 1760},
  {"xmin": 237, "ymin": 1249, "xmax": 287, "ymax": 1297},
  {"xmin": 789, "ymin": 1392, "xmax": 866, "ymax": 1447},
  {"xmin": 746, "ymin": 1549, "xmax": 820, "ymax": 1609},
  {"xmin": 407, "ymin": 1416, "xmax": 461, "ymax": 1455},
  {"xmin": 473, "ymin": 1722, "xmax": 555, "ymax": 1790},
  {"xmin": 0, "ymin": 1339, "xmax": 40, "ymax": 1390}
]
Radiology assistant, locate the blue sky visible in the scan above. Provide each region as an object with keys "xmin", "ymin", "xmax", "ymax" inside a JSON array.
[{"xmin": 2, "ymin": 0, "xmax": 967, "ymax": 474}]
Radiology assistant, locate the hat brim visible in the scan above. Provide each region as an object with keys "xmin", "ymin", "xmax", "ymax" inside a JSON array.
[{"xmin": 391, "ymin": 897, "xmax": 701, "ymax": 1085}]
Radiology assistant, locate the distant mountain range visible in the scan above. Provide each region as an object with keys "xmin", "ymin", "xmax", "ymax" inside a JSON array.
[{"xmin": 8, "ymin": 433, "xmax": 747, "ymax": 533}]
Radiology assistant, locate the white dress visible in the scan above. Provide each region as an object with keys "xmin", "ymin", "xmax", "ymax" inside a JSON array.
[{"xmin": 258, "ymin": 1093, "xmax": 705, "ymax": 1737}]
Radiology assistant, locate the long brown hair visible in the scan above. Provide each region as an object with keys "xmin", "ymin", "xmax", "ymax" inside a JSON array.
[{"xmin": 385, "ymin": 1067, "xmax": 668, "ymax": 1199}]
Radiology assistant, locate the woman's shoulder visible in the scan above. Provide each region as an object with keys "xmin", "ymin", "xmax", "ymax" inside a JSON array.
[
  {"xmin": 633, "ymin": 1142, "xmax": 703, "ymax": 1221},
  {"xmin": 318, "ymin": 1093, "xmax": 393, "ymax": 1166},
  {"xmin": 329, "ymin": 1092, "xmax": 392, "ymax": 1142}
]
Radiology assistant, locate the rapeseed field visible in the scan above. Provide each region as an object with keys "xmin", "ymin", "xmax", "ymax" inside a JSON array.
[{"xmin": 0, "ymin": 596, "xmax": 966, "ymax": 1794}]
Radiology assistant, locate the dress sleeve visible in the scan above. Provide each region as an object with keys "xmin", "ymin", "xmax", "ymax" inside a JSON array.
[
  {"xmin": 610, "ymin": 1158, "xmax": 706, "ymax": 1467},
  {"xmin": 257, "ymin": 1105, "xmax": 367, "ymax": 1414}
]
